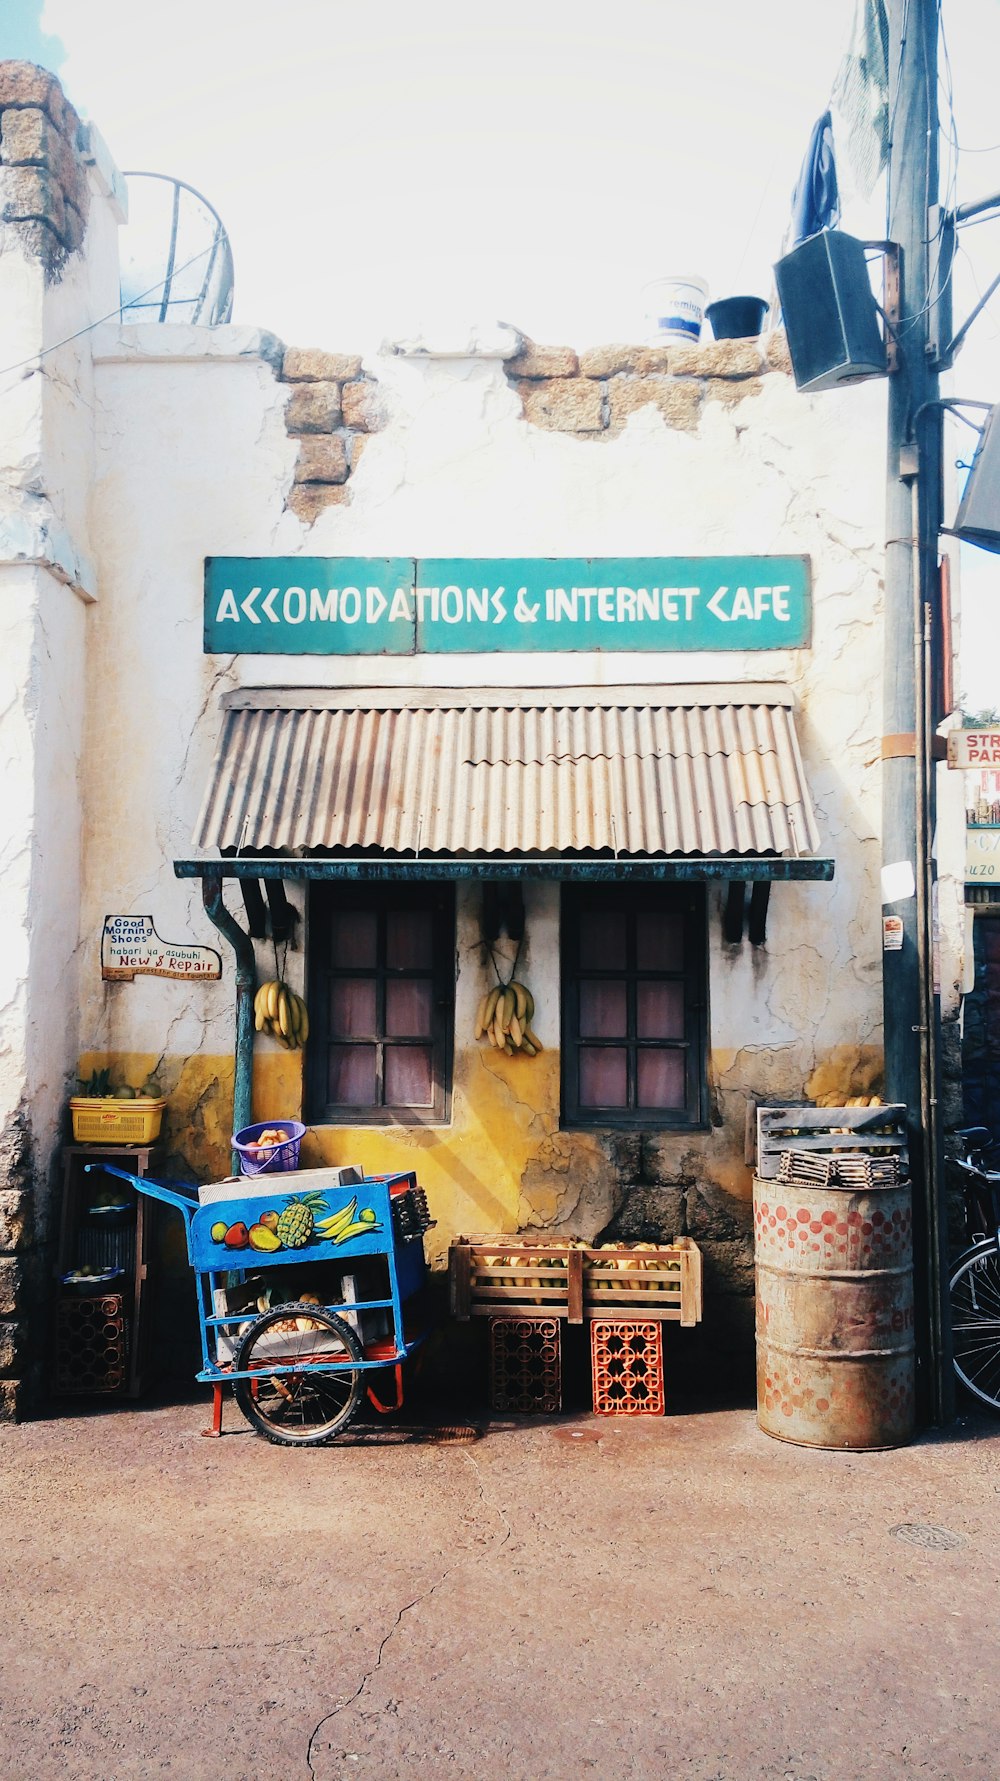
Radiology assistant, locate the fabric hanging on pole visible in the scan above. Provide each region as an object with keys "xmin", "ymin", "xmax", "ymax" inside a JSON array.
[
  {"xmin": 831, "ymin": 0, "xmax": 890, "ymax": 200},
  {"xmin": 788, "ymin": 111, "xmax": 841, "ymax": 247}
]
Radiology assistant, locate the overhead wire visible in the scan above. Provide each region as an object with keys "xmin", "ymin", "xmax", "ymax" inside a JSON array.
[{"xmin": 0, "ymin": 241, "xmax": 216, "ymax": 387}]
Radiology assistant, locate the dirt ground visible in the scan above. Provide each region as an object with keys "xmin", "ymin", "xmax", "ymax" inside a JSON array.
[{"xmin": 2, "ymin": 1387, "xmax": 999, "ymax": 1781}]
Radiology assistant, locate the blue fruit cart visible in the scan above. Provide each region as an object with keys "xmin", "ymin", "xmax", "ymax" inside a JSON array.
[{"xmin": 86, "ymin": 1162, "xmax": 433, "ymax": 1445}]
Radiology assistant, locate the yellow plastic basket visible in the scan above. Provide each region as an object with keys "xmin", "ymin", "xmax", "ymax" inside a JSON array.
[{"xmin": 69, "ymin": 1097, "xmax": 166, "ymax": 1146}]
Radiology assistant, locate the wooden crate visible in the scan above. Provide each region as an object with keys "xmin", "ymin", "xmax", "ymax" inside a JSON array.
[
  {"xmin": 755, "ymin": 1104, "xmax": 908, "ymax": 1182},
  {"xmin": 449, "ymin": 1238, "xmax": 702, "ymax": 1326}
]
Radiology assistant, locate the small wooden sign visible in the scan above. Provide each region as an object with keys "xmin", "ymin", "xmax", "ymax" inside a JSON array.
[{"xmin": 102, "ymin": 915, "xmax": 221, "ymax": 982}]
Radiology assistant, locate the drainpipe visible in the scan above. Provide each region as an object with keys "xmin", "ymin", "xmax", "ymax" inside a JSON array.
[{"xmin": 201, "ymin": 868, "xmax": 256, "ymax": 1169}]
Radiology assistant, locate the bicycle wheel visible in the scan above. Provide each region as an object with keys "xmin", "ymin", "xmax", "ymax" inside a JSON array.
[
  {"xmin": 233, "ymin": 1304, "xmax": 364, "ymax": 1445},
  {"xmin": 950, "ymin": 1240, "xmax": 1000, "ymax": 1412}
]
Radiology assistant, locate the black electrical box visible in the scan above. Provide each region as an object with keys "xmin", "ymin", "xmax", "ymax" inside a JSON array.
[{"xmin": 774, "ymin": 230, "xmax": 887, "ymax": 393}]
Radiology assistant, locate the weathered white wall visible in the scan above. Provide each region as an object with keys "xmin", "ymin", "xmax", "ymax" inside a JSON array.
[{"xmin": 79, "ymin": 328, "xmax": 889, "ymax": 1070}]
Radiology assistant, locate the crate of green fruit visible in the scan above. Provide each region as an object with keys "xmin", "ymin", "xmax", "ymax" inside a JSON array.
[{"xmin": 70, "ymin": 1073, "xmax": 166, "ymax": 1145}]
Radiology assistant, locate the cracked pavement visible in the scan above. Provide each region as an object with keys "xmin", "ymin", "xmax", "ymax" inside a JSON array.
[{"xmin": 2, "ymin": 1392, "xmax": 999, "ymax": 1780}]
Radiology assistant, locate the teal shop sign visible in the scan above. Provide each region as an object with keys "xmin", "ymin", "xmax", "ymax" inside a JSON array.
[{"xmin": 204, "ymin": 556, "xmax": 811, "ymax": 654}]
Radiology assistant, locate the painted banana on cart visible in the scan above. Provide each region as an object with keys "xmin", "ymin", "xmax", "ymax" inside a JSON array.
[{"xmin": 210, "ymin": 1192, "xmax": 382, "ymax": 1252}]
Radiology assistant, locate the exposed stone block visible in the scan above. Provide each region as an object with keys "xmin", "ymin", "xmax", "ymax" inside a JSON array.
[
  {"xmin": 0, "ymin": 1320, "xmax": 20, "ymax": 1373},
  {"xmin": 632, "ymin": 345, "xmax": 675, "ymax": 374},
  {"xmin": 284, "ymin": 381, "xmax": 342, "ymax": 434},
  {"xmin": 0, "ymin": 104, "xmax": 51, "ymax": 165},
  {"xmin": 281, "ymin": 347, "xmax": 363, "ymax": 382},
  {"xmin": 0, "ymin": 1191, "xmax": 32, "ymax": 1252},
  {"xmin": 1, "ymin": 165, "xmax": 67, "ymax": 241},
  {"xmin": 579, "ymin": 344, "xmax": 648, "ymax": 378},
  {"xmin": 685, "ymin": 1181, "xmax": 753, "ymax": 1242},
  {"xmin": 0, "ymin": 1376, "xmax": 24, "ymax": 1421},
  {"xmin": 292, "ymin": 437, "xmax": 348, "ymax": 484},
  {"xmin": 0, "ymin": 62, "xmax": 74, "ymax": 136},
  {"xmin": 0, "ymin": 1257, "xmax": 22, "ymax": 1317},
  {"xmin": 655, "ymin": 339, "xmax": 765, "ymax": 378},
  {"xmin": 706, "ymin": 376, "xmax": 764, "ymax": 407},
  {"xmin": 287, "ymin": 483, "xmax": 351, "ymax": 523},
  {"xmin": 601, "ymin": 1185, "xmax": 687, "ymax": 1243},
  {"xmin": 349, "ymin": 433, "xmax": 372, "ymax": 472},
  {"xmin": 341, "ymin": 380, "xmax": 382, "ymax": 432},
  {"xmin": 517, "ymin": 377, "xmax": 604, "ymax": 432},
  {"xmin": 698, "ymin": 1237, "xmax": 755, "ymax": 1296},
  {"xmin": 506, "ymin": 343, "xmax": 579, "ymax": 379},
  {"xmin": 607, "ymin": 375, "xmax": 702, "ymax": 432},
  {"xmin": 764, "ymin": 328, "xmax": 793, "ymax": 375}
]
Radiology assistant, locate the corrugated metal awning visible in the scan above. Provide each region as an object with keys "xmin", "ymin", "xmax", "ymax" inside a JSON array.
[{"xmin": 192, "ymin": 685, "xmax": 821, "ymax": 859}]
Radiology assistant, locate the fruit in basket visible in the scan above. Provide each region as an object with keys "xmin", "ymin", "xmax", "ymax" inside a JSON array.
[
  {"xmin": 224, "ymin": 1222, "xmax": 250, "ymax": 1249},
  {"xmin": 210, "ymin": 1221, "xmax": 227, "ymax": 1243},
  {"xmin": 248, "ymin": 1222, "xmax": 281, "ymax": 1253},
  {"xmin": 276, "ymin": 1191, "xmax": 328, "ymax": 1249}
]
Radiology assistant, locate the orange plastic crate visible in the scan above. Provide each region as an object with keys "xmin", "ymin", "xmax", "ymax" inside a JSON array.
[{"xmin": 591, "ymin": 1320, "xmax": 664, "ymax": 1416}]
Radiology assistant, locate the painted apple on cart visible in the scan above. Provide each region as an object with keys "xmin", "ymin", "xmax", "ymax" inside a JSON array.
[{"xmin": 211, "ymin": 1193, "xmax": 381, "ymax": 1252}]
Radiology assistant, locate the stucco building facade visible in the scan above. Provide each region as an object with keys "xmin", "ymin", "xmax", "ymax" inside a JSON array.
[{"xmin": 0, "ymin": 63, "xmax": 966, "ymax": 1411}]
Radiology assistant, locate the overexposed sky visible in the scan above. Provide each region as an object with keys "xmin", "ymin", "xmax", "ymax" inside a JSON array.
[{"xmin": 24, "ymin": 1, "xmax": 1000, "ymax": 700}]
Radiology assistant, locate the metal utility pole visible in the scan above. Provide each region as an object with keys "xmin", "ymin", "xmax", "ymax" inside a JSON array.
[{"xmin": 882, "ymin": 0, "xmax": 953, "ymax": 1422}]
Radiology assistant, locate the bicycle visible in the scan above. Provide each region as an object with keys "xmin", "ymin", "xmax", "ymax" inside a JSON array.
[{"xmin": 948, "ymin": 1126, "xmax": 1000, "ymax": 1411}]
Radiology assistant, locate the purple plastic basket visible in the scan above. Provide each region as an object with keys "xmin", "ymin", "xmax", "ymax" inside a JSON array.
[{"xmin": 232, "ymin": 1120, "xmax": 306, "ymax": 1176}]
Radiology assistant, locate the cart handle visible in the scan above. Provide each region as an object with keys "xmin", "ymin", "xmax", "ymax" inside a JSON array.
[{"xmin": 84, "ymin": 1162, "xmax": 201, "ymax": 1217}]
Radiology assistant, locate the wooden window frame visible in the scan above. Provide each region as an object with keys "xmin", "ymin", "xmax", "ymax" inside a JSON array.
[
  {"xmin": 306, "ymin": 883, "xmax": 454, "ymax": 1127},
  {"xmin": 560, "ymin": 884, "xmax": 707, "ymax": 1131}
]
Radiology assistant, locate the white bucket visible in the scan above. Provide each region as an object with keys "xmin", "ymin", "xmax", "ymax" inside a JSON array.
[{"xmin": 642, "ymin": 275, "xmax": 709, "ymax": 345}]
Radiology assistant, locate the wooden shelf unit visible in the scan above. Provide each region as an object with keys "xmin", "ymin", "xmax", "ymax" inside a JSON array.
[{"xmin": 54, "ymin": 1144, "xmax": 159, "ymax": 1398}]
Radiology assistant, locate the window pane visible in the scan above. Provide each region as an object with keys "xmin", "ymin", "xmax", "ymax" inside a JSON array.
[
  {"xmin": 384, "ymin": 1045, "xmax": 434, "ymax": 1106},
  {"xmin": 329, "ymin": 978, "xmax": 376, "ymax": 1038},
  {"xmin": 578, "ymin": 980, "xmax": 627, "ymax": 1038},
  {"xmin": 330, "ymin": 909, "xmax": 377, "ymax": 968},
  {"xmin": 579, "ymin": 1047, "xmax": 628, "ymax": 1108},
  {"xmin": 385, "ymin": 978, "xmax": 433, "ymax": 1037},
  {"xmin": 637, "ymin": 1049, "xmax": 686, "ymax": 1108},
  {"xmin": 578, "ymin": 909, "xmax": 627, "ymax": 969},
  {"xmin": 327, "ymin": 1044, "xmax": 377, "ymax": 1106},
  {"xmin": 635, "ymin": 910, "xmax": 684, "ymax": 972},
  {"xmin": 386, "ymin": 907, "xmax": 433, "ymax": 969},
  {"xmin": 636, "ymin": 980, "xmax": 685, "ymax": 1040}
]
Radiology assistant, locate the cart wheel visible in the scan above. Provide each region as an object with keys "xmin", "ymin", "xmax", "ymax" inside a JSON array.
[{"xmin": 233, "ymin": 1305, "xmax": 364, "ymax": 1446}]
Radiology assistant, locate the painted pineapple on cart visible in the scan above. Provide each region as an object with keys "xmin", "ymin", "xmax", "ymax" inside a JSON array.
[{"xmin": 85, "ymin": 1163, "xmax": 431, "ymax": 1447}]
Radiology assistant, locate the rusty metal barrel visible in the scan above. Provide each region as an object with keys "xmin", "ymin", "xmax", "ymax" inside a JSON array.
[{"xmin": 753, "ymin": 1176, "xmax": 915, "ymax": 1449}]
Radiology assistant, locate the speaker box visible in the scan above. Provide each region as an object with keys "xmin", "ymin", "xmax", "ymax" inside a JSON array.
[
  {"xmin": 774, "ymin": 230, "xmax": 887, "ymax": 393},
  {"xmin": 953, "ymin": 403, "xmax": 1000, "ymax": 553}
]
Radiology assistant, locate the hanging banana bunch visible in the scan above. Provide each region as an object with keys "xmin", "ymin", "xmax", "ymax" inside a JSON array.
[
  {"xmin": 253, "ymin": 979, "xmax": 310, "ymax": 1051},
  {"xmin": 473, "ymin": 979, "xmax": 543, "ymax": 1058}
]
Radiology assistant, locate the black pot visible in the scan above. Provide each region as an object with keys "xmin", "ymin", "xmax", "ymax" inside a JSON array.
[{"xmin": 705, "ymin": 296, "xmax": 768, "ymax": 340}]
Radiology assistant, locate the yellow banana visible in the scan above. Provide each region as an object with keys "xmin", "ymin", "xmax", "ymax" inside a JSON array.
[
  {"xmin": 277, "ymin": 987, "xmax": 291, "ymax": 1039},
  {"xmin": 254, "ymin": 1003, "xmax": 266, "ymax": 1033},
  {"xmin": 504, "ymin": 1037, "xmax": 515, "ymax": 1055},
  {"xmin": 501, "ymin": 989, "xmax": 515, "ymax": 1031},
  {"xmin": 523, "ymin": 1024, "xmax": 543, "ymax": 1051},
  {"xmin": 509, "ymin": 1013, "xmax": 523, "ymax": 1049},
  {"xmin": 521, "ymin": 1038, "xmax": 537, "ymax": 1056},
  {"xmin": 265, "ymin": 981, "xmax": 279, "ymax": 1022},
  {"xmin": 525, "ymin": 989, "xmax": 535, "ymax": 1022},
  {"xmin": 511, "ymin": 981, "xmax": 528, "ymax": 1021},
  {"xmin": 485, "ymin": 986, "xmax": 501, "ymax": 1027},
  {"xmin": 474, "ymin": 992, "xmax": 490, "ymax": 1040},
  {"xmin": 253, "ymin": 983, "xmax": 268, "ymax": 1022},
  {"xmin": 492, "ymin": 1011, "xmax": 506, "ymax": 1050}
]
